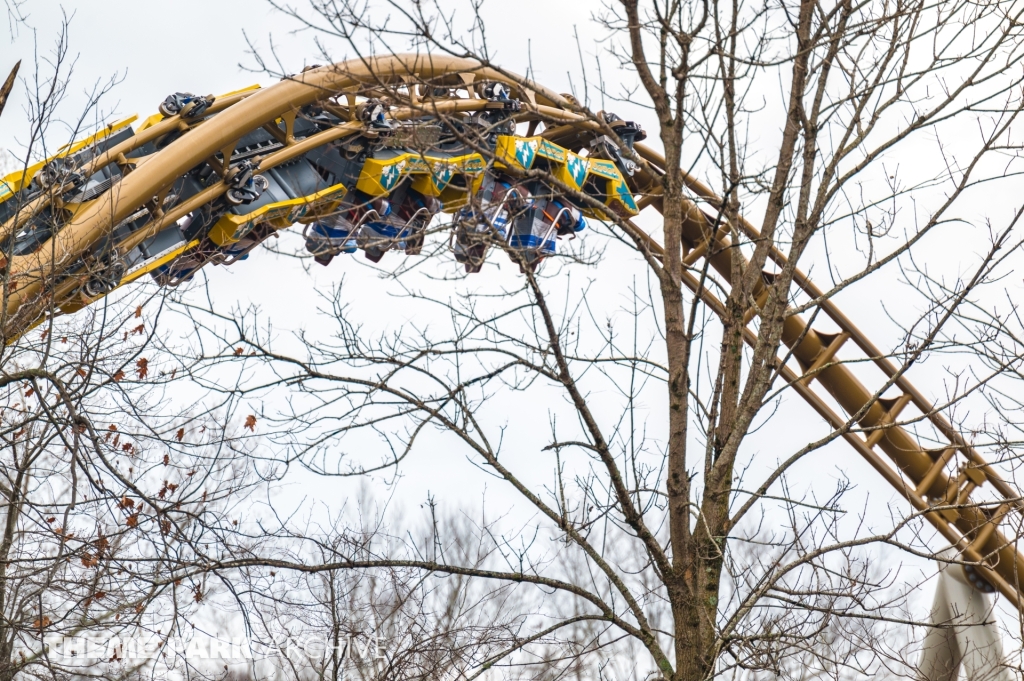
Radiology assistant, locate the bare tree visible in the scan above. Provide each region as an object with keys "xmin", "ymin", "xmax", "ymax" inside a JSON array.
[
  {"xmin": 159, "ymin": 0, "xmax": 1024, "ymax": 679},
  {"xmin": 6, "ymin": 0, "xmax": 1024, "ymax": 679},
  {"xmin": 0, "ymin": 16, "xmax": 278, "ymax": 681}
]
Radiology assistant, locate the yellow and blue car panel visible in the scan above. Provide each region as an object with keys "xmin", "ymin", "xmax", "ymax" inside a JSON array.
[
  {"xmin": 355, "ymin": 151, "xmax": 488, "ymax": 201},
  {"xmin": 493, "ymin": 135, "xmax": 638, "ymax": 218},
  {"xmin": 494, "ymin": 135, "xmax": 568, "ymax": 171},
  {"xmin": 208, "ymin": 182, "xmax": 349, "ymax": 246},
  {"xmin": 552, "ymin": 152, "xmax": 590, "ymax": 192},
  {"xmin": 585, "ymin": 158, "xmax": 639, "ymax": 217}
]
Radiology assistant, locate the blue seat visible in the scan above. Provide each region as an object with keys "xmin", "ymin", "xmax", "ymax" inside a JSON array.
[
  {"xmin": 358, "ymin": 219, "xmax": 410, "ymax": 262},
  {"xmin": 545, "ymin": 198, "xmax": 587, "ymax": 236},
  {"xmin": 305, "ymin": 220, "xmax": 358, "ymax": 256},
  {"xmin": 508, "ymin": 206, "xmax": 557, "ymax": 271}
]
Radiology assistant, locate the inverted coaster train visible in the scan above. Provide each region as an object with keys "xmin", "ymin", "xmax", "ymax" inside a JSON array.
[{"xmin": 1, "ymin": 55, "xmax": 1022, "ymax": 631}]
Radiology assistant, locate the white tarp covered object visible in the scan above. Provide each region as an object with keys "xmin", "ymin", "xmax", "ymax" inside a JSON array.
[{"xmin": 918, "ymin": 553, "xmax": 1014, "ymax": 681}]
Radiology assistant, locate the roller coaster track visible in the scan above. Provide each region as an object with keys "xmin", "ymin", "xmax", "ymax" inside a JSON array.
[{"xmin": 2, "ymin": 55, "xmax": 1022, "ymax": 609}]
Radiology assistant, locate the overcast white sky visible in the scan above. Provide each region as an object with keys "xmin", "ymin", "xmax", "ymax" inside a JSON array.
[{"xmin": 4, "ymin": 0, "xmax": 1023, "ymax": 652}]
